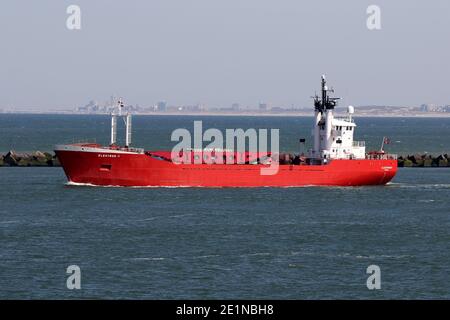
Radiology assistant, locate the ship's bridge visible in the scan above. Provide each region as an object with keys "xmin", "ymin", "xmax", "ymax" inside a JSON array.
[{"xmin": 317, "ymin": 115, "xmax": 365, "ymax": 160}]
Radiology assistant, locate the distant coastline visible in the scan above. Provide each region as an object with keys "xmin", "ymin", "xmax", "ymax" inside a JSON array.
[{"xmin": 2, "ymin": 111, "xmax": 450, "ymax": 118}]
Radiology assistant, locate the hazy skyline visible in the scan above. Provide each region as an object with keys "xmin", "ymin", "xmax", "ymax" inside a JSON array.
[{"xmin": 1, "ymin": 0, "xmax": 449, "ymax": 111}]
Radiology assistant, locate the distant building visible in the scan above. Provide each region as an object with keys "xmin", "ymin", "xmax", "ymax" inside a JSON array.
[
  {"xmin": 183, "ymin": 104, "xmax": 204, "ymax": 112},
  {"xmin": 157, "ymin": 101, "xmax": 167, "ymax": 112},
  {"xmin": 231, "ymin": 103, "xmax": 240, "ymax": 111},
  {"xmin": 271, "ymin": 107, "xmax": 284, "ymax": 113},
  {"xmin": 420, "ymin": 104, "xmax": 429, "ymax": 112},
  {"xmin": 187, "ymin": 103, "xmax": 205, "ymax": 112},
  {"xmin": 420, "ymin": 103, "xmax": 450, "ymax": 112},
  {"xmin": 259, "ymin": 103, "xmax": 268, "ymax": 111},
  {"xmin": 78, "ymin": 100, "xmax": 99, "ymax": 113}
]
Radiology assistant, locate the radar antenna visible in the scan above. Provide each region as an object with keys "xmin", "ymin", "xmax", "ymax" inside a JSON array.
[{"xmin": 312, "ymin": 75, "xmax": 340, "ymax": 112}]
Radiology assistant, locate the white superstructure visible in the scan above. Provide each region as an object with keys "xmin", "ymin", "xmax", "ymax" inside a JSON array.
[{"xmin": 310, "ymin": 75, "xmax": 365, "ymax": 160}]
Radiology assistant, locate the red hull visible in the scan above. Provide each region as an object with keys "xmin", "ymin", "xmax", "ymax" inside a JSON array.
[{"xmin": 55, "ymin": 148, "xmax": 397, "ymax": 187}]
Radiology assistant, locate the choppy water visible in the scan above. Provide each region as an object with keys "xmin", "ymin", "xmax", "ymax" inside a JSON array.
[
  {"xmin": 1, "ymin": 114, "xmax": 450, "ymax": 299},
  {"xmin": 1, "ymin": 114, "xmax": 450, "ymax": 155}
]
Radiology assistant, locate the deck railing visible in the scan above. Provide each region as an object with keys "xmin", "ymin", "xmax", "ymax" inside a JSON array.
[
  {"xmin": 353, "ymin": 141, "xmax": 365, "ymax": 147},
  {"xmin": 105, "ymin": 146, "xmax": 144, "ymax": 154},
  {"xmin": 366, "ymin": 153, "xmax": 397, "ymax": 160}
]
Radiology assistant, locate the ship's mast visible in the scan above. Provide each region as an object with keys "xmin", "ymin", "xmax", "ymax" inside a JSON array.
[
  {"xmin": 110, "ymin": 98, "xmax": 132, "ymax": 148},
  {"xmin": 125, "ymin": 113, "xmax": 132, "ymax": 147},
  {"xmin": 311, "ymin": 75, "xmax": 340, "ymax": 158},
  {"xmin": 321, "ymin": 75, "xmax": 327, "ymax": 112},
  {"xmin": 111, "ymin": 113, "xmax": 117, "ymax": 145}
]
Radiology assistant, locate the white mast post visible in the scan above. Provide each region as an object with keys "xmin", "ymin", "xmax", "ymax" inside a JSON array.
[
  {"xmin": 325, "ymin": 108, "xmax": 333, "ymax": 151},
  {"xmin": 111, "ymin": 113, "xmax": 117, "ymax": 145},
  {"xmin": 313, "ymin": 110, "xmax": 321, "ymax": 157},
  {"xmin": 125, "ymin": 113, "xmax": 132, "ymax": 147},
  {"xmin": 110, "ymin": 97, "xmax": 132, "ymax": 148}
]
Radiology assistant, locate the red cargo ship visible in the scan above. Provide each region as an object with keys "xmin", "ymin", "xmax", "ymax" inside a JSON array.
[{"xmin": 55, "ymin": 76, "xmax": 397, "ymax": 187}]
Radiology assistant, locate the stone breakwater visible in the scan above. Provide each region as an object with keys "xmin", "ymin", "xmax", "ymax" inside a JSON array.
[
  {"xmin": 0, "ymin": 151, "xmax": 60, "ymax": 167},
  {"xmin": 0, "ymin": 151, "xmax": 449, "ymax": 168},
  {"xmin": 397, "ymin": 154, "xmax": 450, "ymax": 167}
]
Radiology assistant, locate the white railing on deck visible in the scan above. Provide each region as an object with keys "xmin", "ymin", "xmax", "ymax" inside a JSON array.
[
  {"xmin": 120, "ymin": 147, "xmax": 144, "ymax": 154},
  {"xmin": 353, "ymin": 141, "xmax": 365, "ymax": 147},
  {"xmin": 334, "ymin": 117, "xmax": 354, "ymax": 123},
  {"xmin": 366, "ymin": 153, "xmax": 397, "ymax": 160},
  {"xmin": 102, "ymin": 146, "xmax": 145, "ymax": 154}
]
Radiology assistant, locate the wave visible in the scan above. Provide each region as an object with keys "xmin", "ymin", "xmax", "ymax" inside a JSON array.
[
  {"xmin": 0, "ymin": 220, "xmax": 20, "ymax": 225},
  {"xmin": 192, "ymin": 254, "xmax": 221, "ymax": 259},
  {"xmin": 387, "ymin": 183, "xmax": 450, "ymax": 189},
  {"xmin": 65, "ymin": 181, "xmax": 192, "ymax": 188},
  {"xmin": 239, "ymin": 252, "xmax": 271, "ymax": 257},
  {"xmin": 64, "ymin": 181, "xmax": 389, "ymax": 189},
  {"xmin": 128, "ymin": 257, "xmax": 166, "ymax": 261},
  {"xmin": 290, "ymin": 250, "xmax": 414, "ymax": 260},
  {"xmin": 65, "ymin": 181, "xmax": 99, "ymax": 187}
]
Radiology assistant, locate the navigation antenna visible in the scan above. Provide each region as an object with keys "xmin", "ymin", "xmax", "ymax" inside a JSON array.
[{"xmin": 313, "ymin": 75, "xmax": 340, "ymax": 113}]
